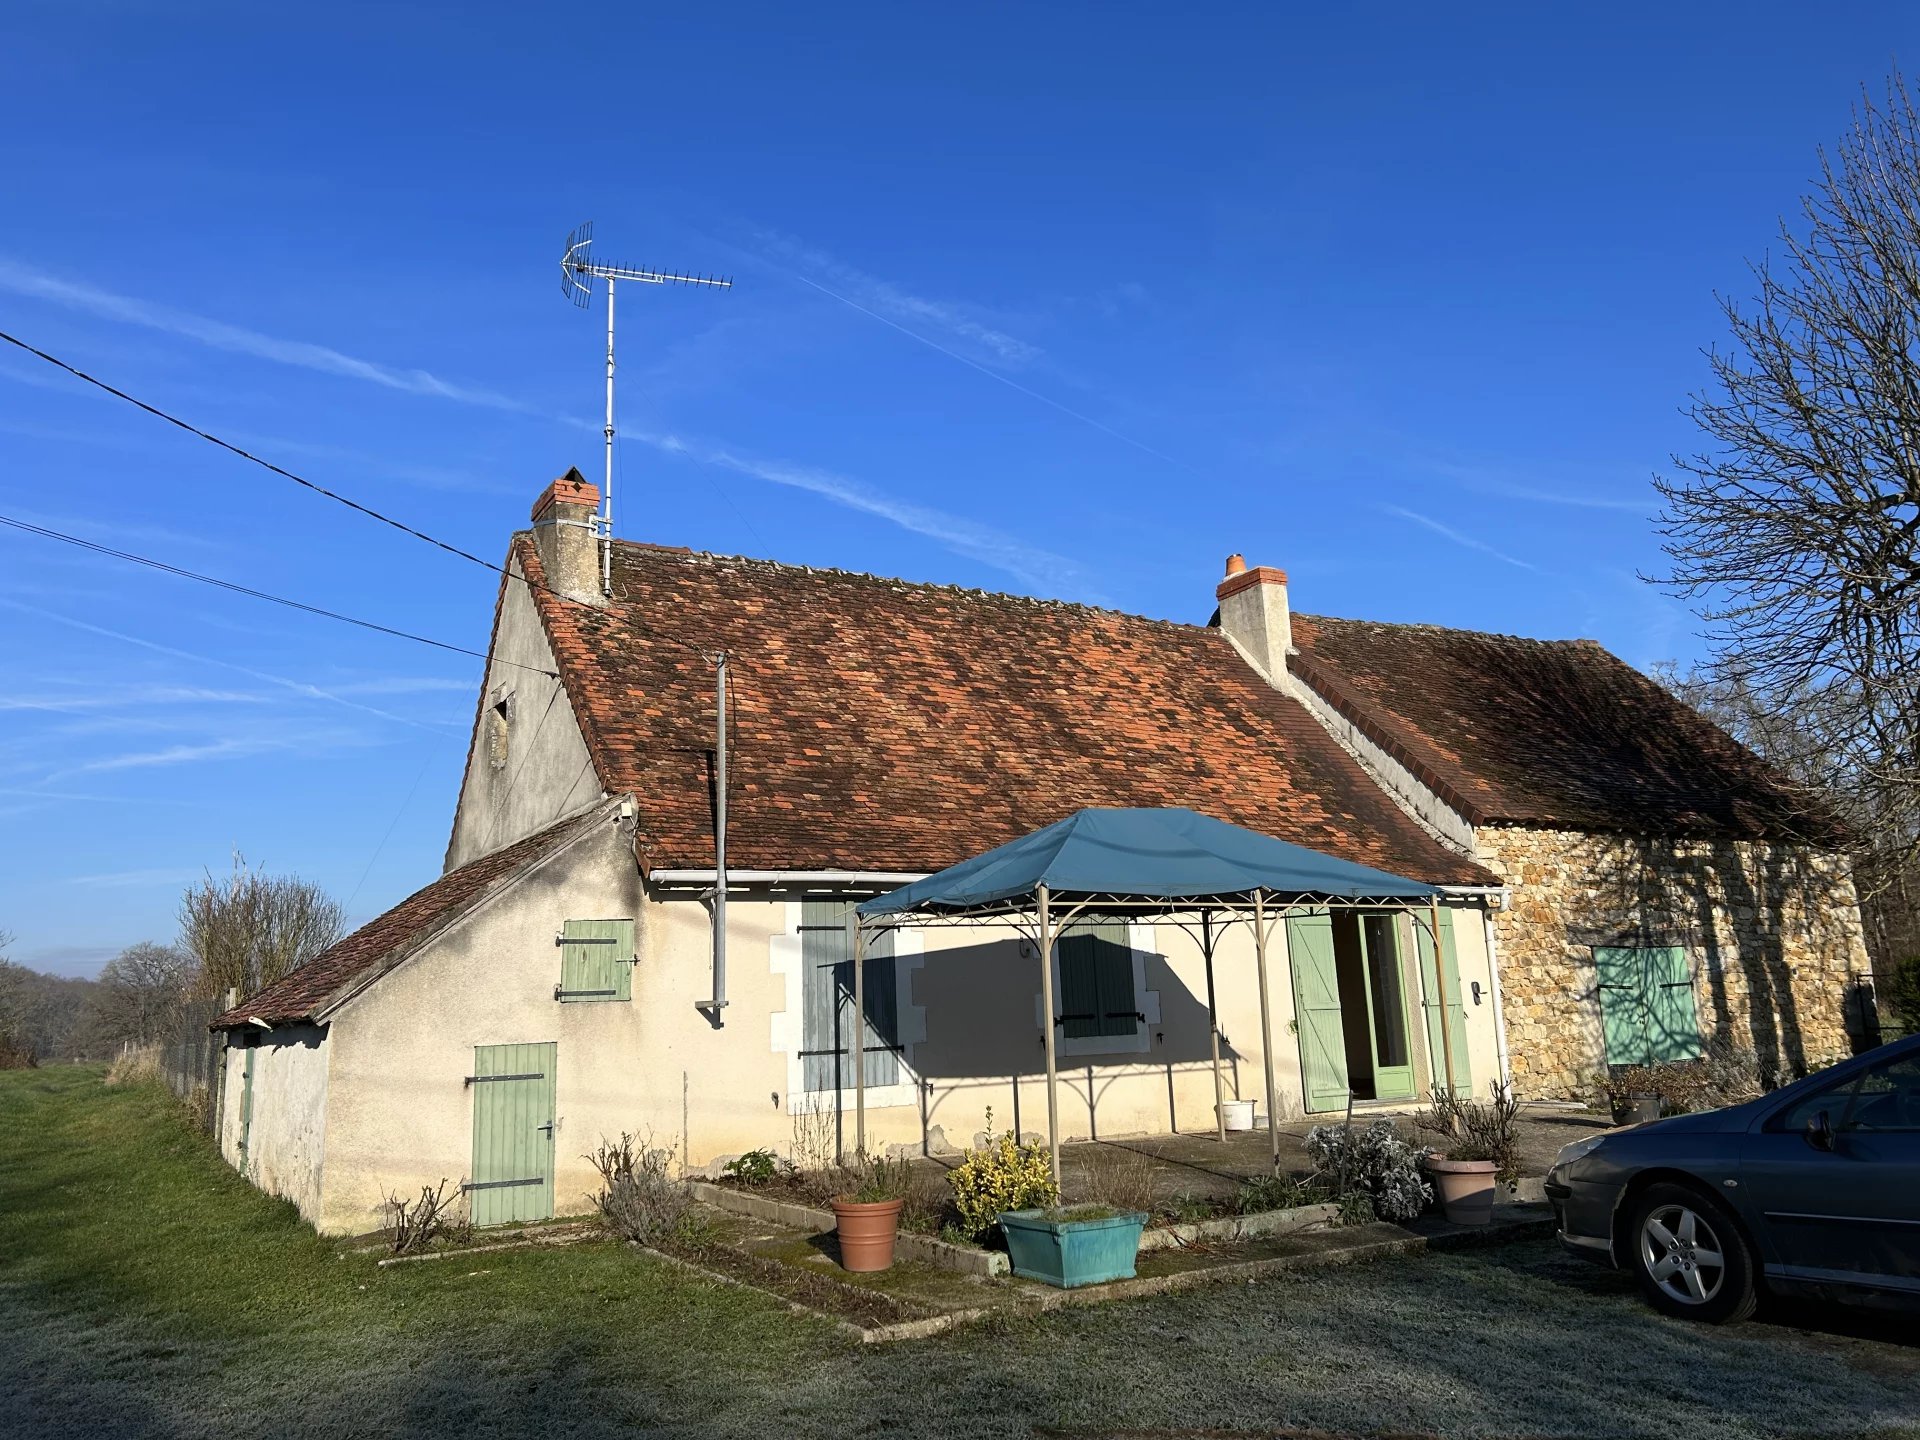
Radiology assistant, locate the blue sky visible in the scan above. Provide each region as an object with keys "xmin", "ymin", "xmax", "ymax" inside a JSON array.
[{"xmin": 1, "ymin": 3, "xmax": 1912, "ymax": 977}]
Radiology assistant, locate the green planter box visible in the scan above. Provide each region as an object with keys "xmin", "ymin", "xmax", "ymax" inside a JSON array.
[{"xmin": 998, "ymin": 1209, "xmax": 1149, "ymax": 1288}]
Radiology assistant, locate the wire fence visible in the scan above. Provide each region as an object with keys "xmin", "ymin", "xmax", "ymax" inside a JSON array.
[{"xmin": 157, "ymin": 995, "xmax": 224, "ymax": 1133}]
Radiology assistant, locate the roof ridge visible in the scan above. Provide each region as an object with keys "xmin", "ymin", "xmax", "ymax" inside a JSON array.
[
  {"xmin": 594, "ymin": 531, "xmax": 1217, "ymax": 633},
  {"xmin": 1296, "ymin": 612, "xmax": 1601, "ymax": 650}
]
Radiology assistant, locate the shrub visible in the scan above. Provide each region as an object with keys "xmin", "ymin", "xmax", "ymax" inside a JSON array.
[
  {"xmin": 1885, "ymin": 955, "xmax": 1920, "ymax": 1034},
  {"xmin": 721, "ymin": 1149, "xmax": 786, "ymax": 1186},
  {"xmin": 0, "ymin": 1032, "xmax": 36, "ymax": 1070},
  {"xmin": 947, "ymin": 1109, "xmax": 1058, "ymax": 1242},
  {"xmin": 1418, "ymin": 1082, "xmax": 1522, "ymax": 1190},
  {"xmin": 587, "ymin": 1132, "xmax": 701, "ymax": 1246},
  {"xmin": 1234, "ymin": 1172, "xmax": 1328, "ymax": 1215},
  {"xmin": 105, "ymin": 1040, "xmax": 163, "ymax": 1087},
  {"xmin": 1303, "ymin": 1119, "xmax": 1430, "ymax": 1222},
  {"xmin": 384, "ymin": 1178, "xmax": 465, "ymax": 1255}
]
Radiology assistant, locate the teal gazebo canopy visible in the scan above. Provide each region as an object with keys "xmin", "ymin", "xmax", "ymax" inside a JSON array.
[
  {"xmin": 857, "ymin": 806, "xmax": 1436, "ymax": 918},
  {"xmin": 851, "ymin": 807, "xmax": 1456, "ymax": 1181}
]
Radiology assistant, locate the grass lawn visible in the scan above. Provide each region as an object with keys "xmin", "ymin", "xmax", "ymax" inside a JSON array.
[{"xmin": 3, "ymin": 1066, "xmax": 1918, "ymax": 1440}]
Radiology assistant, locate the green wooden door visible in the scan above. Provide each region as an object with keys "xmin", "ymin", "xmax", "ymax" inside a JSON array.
[
  {"xmin": 1288, "ymin": 910, "xmax": 1350, "ymax": 1113},
  {"xmin": 1595, "ymin": 946, "xmax": 1700, "ymax": 1066},
  {"xmin": 557, "ymin": 919, "xmax": 634, "ymax": 1002},
  {"xmin": 1359, "ymin": 913, "xmax": 1416, "ymax": 1101},
  {"xmin": 468, "ymin": 1042, "xmax": 557, "ymax": 1226},
  {"xmin": 1415, "ymin": 908, "xmax": 1472, "ymax": 1098}
]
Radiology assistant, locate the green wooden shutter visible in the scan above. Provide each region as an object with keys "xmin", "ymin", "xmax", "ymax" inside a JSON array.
[
  {"xmin": 559, "ymin": 919, "xmax": 634, "ymax": 1002},
  {"xmin": 1594, "ymin": 945, "xmax": 1650, "ymax": 1065},
  {"xmin": 1058, "ymin": 926, "xmax": 1104, "ymax": 1039},
  {"xmin": 1646, "ymin": 946, "xmax": 1700, "ymax": 1063},
  {"xmin": 468, "ymin": 1041, "xmax": 556, "ymax": 1226},
  {"xmin": 1415, "ymin": 908, "xmax": 1472, "ymax": 1098},
  {"xmin": 1287, "ymin": 910, "xmax": 1350, "ymax": 1113}
]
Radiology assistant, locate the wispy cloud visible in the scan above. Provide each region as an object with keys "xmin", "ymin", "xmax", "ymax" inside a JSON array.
[
  {"xmin": 0, "ymin": 257, "xmax": 543, "ymax": 413},
  {"xmin": 0, "ymin": 599, "xmax": 459, "ymax": 732},
  {"xmin": 1420, "ymin": 457, "xmax": 1651, "ymax": 514},
  {"xmin": 1376, "ymin": 504, "xmax": 1540, "ymax": 572},
  {"xmin": 0, "ymin": 684, "xmax": 273, "ymax": 714},
  {"xmin": 54, "ymin": 736, "xmax": 298, "ymax": 779},
  {"xmin": 67, "ymin": 867, "xmax": 199, "ymax": 889},
  {"xmin": 751, "ymin": 239, "xmax": 1200, "ymax": 478},
  {"xmin": 755, "ymin": 230, "xmax": 1040, "ymax": 366},
  {"xmin": 635, "ymin": 429, "xmax": 1101, "ymax": 598},
  {"xmin": 3, "ymin": 257, "xmax": 1099, "ymax": 589}
]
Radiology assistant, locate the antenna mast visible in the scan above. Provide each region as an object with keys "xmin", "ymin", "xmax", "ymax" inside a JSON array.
[{"xmin": 559, "ymin": 222, "xmax": 732, "ymax": 594}]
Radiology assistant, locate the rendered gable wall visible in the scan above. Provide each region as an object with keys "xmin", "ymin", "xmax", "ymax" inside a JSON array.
[{"xmin": 445, "ymin": 559, "xmax": 603, "ymax": 872}]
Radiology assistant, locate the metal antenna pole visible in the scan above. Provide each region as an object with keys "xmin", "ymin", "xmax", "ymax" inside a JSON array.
[
  {"xmin": 602, "ymin": 277, "xmax": 616, "ymax": 596},
  {"xmin": 557, "ymin": 223, "xmax": 731, "ymax": 581}
]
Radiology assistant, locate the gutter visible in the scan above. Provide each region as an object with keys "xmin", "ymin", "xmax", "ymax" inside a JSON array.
[{"xmin": 651, "ymin": 869, "xmax": 930, "ymax": 888}]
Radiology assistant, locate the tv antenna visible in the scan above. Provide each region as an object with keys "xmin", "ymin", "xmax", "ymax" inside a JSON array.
[{"xmin": 559, "ymin": 222, "xmax": 732, "ymax": 594}]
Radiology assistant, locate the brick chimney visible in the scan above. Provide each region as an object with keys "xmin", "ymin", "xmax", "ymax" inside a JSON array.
[
  {"xmin": 1215, "ymin": 554, "xmax": 1291, "ymax": 683},
  {"xmin": 530, "ymin": 468, "xmax": 603, "ymax": 605}
]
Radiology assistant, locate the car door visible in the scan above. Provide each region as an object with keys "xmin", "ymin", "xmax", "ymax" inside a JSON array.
[{"xmin": 1739, "ymin": 1046, "xmax": 1920, "ymax": 1296}]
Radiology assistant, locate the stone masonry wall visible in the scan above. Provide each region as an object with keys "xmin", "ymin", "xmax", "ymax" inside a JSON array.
[{"xmin": 1476, "ymin": 826, "xmax": 1870, "ymax": 1100}]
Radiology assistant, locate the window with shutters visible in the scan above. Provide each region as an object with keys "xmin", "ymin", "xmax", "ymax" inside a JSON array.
[
  {"xmin": 1593, "ymin": 945, "xmax": 1700, "ymax": 1066},
  {"xmin": 798, "ymin": 898, "xmax": 901, "ymax": 1092},
  {"xmin": 1051, "ymin": 920, "xmax": 1158, "ymax": 1055},
  {"xmin": 556, "ymin": 918, "xmax": 635, "ymax": 1002}
]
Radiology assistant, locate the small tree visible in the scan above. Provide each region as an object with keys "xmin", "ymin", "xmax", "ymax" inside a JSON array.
[{"xmin": 179, "ymin": 855, "xmax": 344, "ymax": 1001}]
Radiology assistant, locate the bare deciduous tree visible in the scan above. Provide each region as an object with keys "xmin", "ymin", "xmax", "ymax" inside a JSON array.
[
  {"xmin": 1655, "ymin": 72, "xmax": 1920, "ymax": 874},
  {"xmin": 179, "ymin": 855, "xmax": 345, "ymax": 1002},
  {"xmin": 88, "ymin": 941, "xmax": 196, "ymax": 1050}
]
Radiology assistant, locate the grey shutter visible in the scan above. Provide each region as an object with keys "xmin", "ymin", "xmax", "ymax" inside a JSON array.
[
  {"xmin": 860, "ymin": 925, "xmax": 900, "ymax": 1087},
  {"xmin": 800, "ymin": 899, "xmax": 847, "ymax": 1092},
  {"xmin": 1059, "ymin": 920, "xmax": 1136, "ymax": 1040},
  {"xmin": 1058, "ymin": 926, "xmax": 1103, "ymax": 1039}
]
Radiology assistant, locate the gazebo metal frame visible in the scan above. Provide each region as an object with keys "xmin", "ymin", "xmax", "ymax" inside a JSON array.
[{"xmin": 849, "ymin": 885, "xmax": 1464, "ymax": 1183}]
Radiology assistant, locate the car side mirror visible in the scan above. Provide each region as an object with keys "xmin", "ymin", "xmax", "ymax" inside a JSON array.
[{"xmin": 1804, "ymin": 1109, "xmax": 1835, "ymax": 1153}]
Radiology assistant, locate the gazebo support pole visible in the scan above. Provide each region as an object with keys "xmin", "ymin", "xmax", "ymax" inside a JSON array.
[
  {"xmin": 1430, "ymin": 895, "xmax": 1458, "ymax": 1104},
  {"xmin": 1253, "ymin": 889, "xmax": 1281, "ymax": 1172},
  {"xmin": 1036, "ymin": 883, "xmax": 1062, "ymax": 1189},
  {"xmin": 1203, "ymin": 911, "xmax": 1226, "ymax": 1144},
  {"xmin": 852, "ymin": 913, "xmax": 867, "ymax": 1161}
]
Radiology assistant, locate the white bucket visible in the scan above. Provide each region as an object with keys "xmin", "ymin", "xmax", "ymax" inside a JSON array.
[{"xmin": 1219, "ymin": 1099, "xmax": 1256, "ymax": 1132}]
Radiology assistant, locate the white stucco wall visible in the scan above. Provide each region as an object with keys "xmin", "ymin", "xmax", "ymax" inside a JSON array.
[
  {"xmin": 219, "ymin": 1023, "xmax": 330, "ymax": 1224},
  {"xmin": 444, "ymin": 561, "xmax": 603, "ymax": 873},
  {"xmin": 308, "ymin": 800, "xmax": 1499, "ymax": 1234}
]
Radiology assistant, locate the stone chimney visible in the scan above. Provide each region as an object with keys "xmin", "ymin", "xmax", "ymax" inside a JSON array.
[
  {"xmin": 1215, "ymin": 553, "xmax": 1291, "ymax": 683},
  {"xmin": 530, "ymin": 468, "xmax": 603, "ymax": 605}
]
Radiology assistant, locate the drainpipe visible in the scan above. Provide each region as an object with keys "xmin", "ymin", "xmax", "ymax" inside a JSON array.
[{"xmin": 698, "ymin": 652, "xmax": 730, "ymax": 1023}]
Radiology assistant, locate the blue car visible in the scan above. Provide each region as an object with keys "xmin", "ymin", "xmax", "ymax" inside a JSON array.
[{"xmin": 1546, "ymin": 1035, "xmax": 1920, "ymax": 1323}]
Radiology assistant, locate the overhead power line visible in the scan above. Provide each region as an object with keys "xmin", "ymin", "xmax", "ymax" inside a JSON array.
[
  {"xmin": 0, "ymin": 327, "xmax": 715, "ymax": 662},
  {"xmin": 0, "ymin": 512, "xmax": 559, "ymax": 679}
]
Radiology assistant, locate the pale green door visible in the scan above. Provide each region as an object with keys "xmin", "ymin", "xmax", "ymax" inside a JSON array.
[
  {"xmin": 1595, "ymin": 946, "xmax": 1699, "ymax": 1065},
  {"xmin": 468, "ymin": 1042, "xmax": 557, "ymax": 1226},
  {"xmin": 1359, "ymin": 913, "xmax": 1416, "ymax": 1102},
  {"xmin": 1414, "ymin": 908, "xmax": 1472, "ymax": 1098},
  {"xmin": 1288, "ymin": 910, "xmax": 1350, "ymax": 1113}
]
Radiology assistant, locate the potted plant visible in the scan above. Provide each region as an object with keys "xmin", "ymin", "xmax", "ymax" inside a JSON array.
[
  {"xmin": 1418, "ymin": 1082, "xmax": 1521, "ymax": 1226},
  {"xmin": 998, "ymin": 1204, "xmax": 1149, "ymax": 1288},
  {"xmin": 1602, "ymin": 1066, "xmax": 1665, "ymax": 1125},
  {"xmin": 831, "ymin": 1155, "xmax": 913, "ymax": 1272}
]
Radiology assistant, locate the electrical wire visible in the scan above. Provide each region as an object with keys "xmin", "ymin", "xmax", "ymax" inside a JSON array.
[
  {"xmin": 0, "ymin": 327, "xmax": 716, "ymax": 662},
  {"xmin": 0, "ymin": 512, "xmax": 560, "ymax": 679}
]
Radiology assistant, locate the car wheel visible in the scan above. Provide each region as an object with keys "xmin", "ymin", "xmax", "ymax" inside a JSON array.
[{"xmin": 1628, "ymin": 1182, "xmax": 1757, "ymax": 1324}]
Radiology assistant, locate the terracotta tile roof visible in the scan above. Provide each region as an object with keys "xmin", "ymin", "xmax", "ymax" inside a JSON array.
[
  {"xmin": 211, "ymin": 803, "xmax": 611, "ymax": 1028},
  {"xmin": 1289, "ymin": 615, "xmax": 1842, "ymax": 843},
  {"xmin": 518, "ymin": 535, "xmax": 1492, "ymax": 886}
]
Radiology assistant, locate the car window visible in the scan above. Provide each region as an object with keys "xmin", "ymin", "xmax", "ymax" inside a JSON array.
[
  {"xmin": 1842, "ymin": 1051, "xmax": 1920, "ymax": 1133},
  {"xmin": 1771, "ymin": 1072, "xmax": 1858, "ymax": 1135}
]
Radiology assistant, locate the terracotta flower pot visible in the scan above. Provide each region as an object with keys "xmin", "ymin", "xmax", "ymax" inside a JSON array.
[
  {"xmin": 831, "ymin": 1197, "xmax": 904, "ymax": 1272},
  {"xmin": 1425, "ymin": 1157, "xmax": 1498, "ymax": 1225}
]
